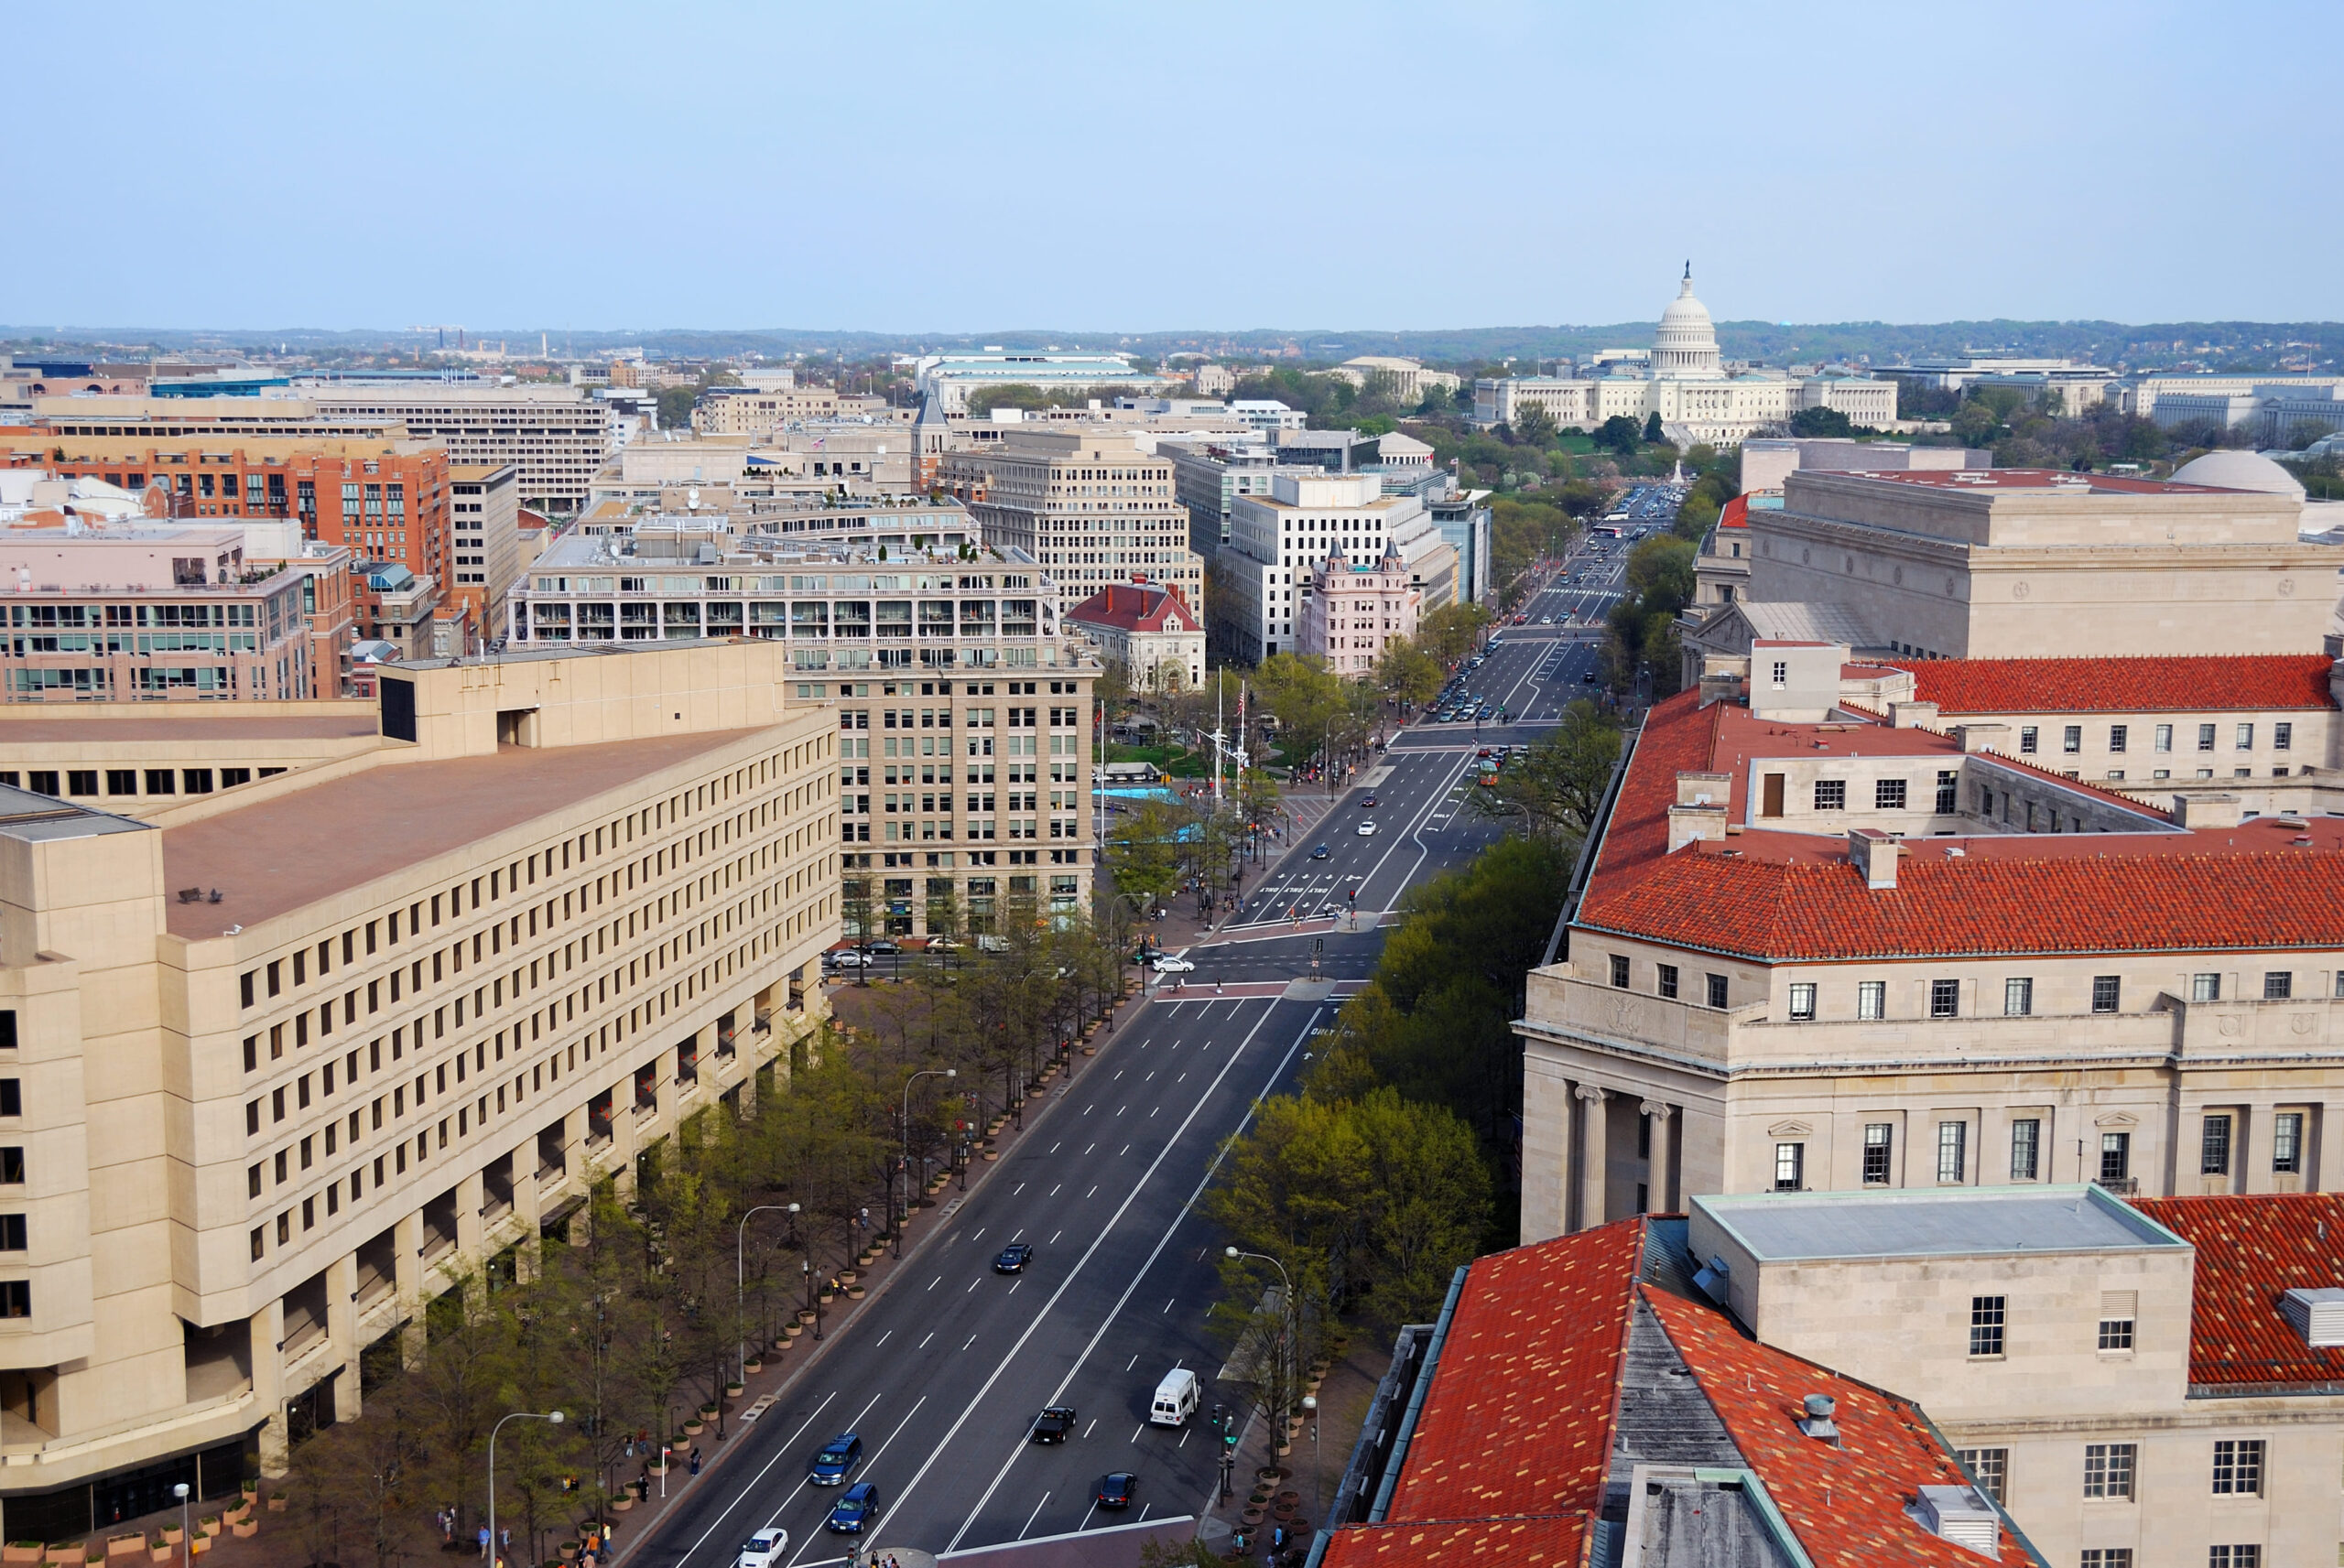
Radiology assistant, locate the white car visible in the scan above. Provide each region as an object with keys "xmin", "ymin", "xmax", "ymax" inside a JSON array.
[
  {"xmin": 1152, "ymin": 954, "xmax": 1196, "ymax": 974},
  {"xmin": 1356, "ymin": 821, "xmax": 1379, "ymax": 837},
  {"xmin": 737, "ymin": 1530, "xmax": 789, "ymax": 1568}
]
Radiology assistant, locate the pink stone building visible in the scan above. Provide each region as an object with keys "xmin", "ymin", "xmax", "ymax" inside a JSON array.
[{"xmin": 1298, "ymin": 544, "xmax": 1418, "ymax": 676}]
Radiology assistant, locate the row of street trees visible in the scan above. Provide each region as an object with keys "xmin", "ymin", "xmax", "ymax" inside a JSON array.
[{"xmin": 285, "ymin": 906, "xmax": 1143, "ymax": 1568}]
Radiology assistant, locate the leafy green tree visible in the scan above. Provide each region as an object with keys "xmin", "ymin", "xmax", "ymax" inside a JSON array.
[
  {"xmin": 1624, "ymin": 534, "xmax": 1697, "ymax": 610},
  {"xmin": 1594, "ymin": 414, "xmax": 1644, "ymax": 455},
  {"xmin": 1348, "ymin": 1088, "xmax": 1492, "ymax": 1325},
  {"xmin": 1104, "ymin": 799, "xmax": 1183, "ymax": 911},
  {"xmin": 1511, "ymin": 401, "xmax": 1558, "ymax": 447},
  {"xmin": 1375, "ymin": 641, "xmax": 1443, "ymax": 708},
  {"xmin": 1641, "ymin": 410, "xmax": 1665, "ymax": 444},
  {"xmin": 1416, "ymin": 602, "xmax": 1492, "ymax": 665},
  {"xmin": 1467, "ymin": 700, "xmax": 1621, "ymax": 843},
  {"xmin": 1790, "ymin": 405, "xmax": 1855, "ymax": 438}
]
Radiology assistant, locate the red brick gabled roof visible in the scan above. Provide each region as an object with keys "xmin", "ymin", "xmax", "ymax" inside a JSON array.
[
  {"xmin": 1720, "ymin": 493, "xmax": 1750, "ymax": 529},
  {"xmin": 1064, "ymin": 581, "xmax": 1195, "ymax": 633},
  {"xmin": 1900, "ymin": 654, "xmax": 2337, "ymax": 716},
  {"xmin": 2132, "ymin": 1194, "xmax": 2344, "ymax": 1390},
  {"xmin": 1383, "ymin": 1219, "xmax": 1646, "ymax": 1522},
  {"xmin": 1644, "ymin": 1289, "xmax": 2035, "ymax": 1567},
  {"xmin": 1574, "ymin": 687, "xmax": 2344, "ymax": 961}
]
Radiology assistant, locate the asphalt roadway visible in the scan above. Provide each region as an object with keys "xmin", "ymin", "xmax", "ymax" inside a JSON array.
[{"xmin": 625, "ymin": 539, "xmax": 1634, "ymax": 1568}]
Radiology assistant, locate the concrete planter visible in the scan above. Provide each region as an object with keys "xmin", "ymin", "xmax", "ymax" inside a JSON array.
[
  {"xmin": 228, "ymin": 1523, "xmax": 256, "ymax": 1541},
  {"xmin": 845, "ymin": 1285, "xmax": 865, "ymax": 1299},
  {"xmin": 107, "ymin": 1541, "xmax": 144, "ymax": 1561}
]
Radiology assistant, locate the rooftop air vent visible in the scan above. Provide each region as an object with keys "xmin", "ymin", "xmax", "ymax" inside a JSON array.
[
  {"xmin": 2280, "ymin": 1286, "xmax": 2344, "ymax": 1347},
  {"xmin": 1796, "ymin": 1393, "xmax": 1839, "ymax": 1443},
  {"xmin": 1915, "ymin": 1484, "xmax": 2001, "ymax": 1557}
]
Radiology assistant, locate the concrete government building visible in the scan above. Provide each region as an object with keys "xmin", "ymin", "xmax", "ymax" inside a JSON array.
[{"xmin": 0, "ymin": 643, "xmax": 838, "ymax": 1539}]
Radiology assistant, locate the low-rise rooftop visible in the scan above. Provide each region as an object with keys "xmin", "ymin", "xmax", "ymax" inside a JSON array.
[{"xmin": 1697, "ymin": 1186, "xmax": 2187, "ymax": 1263}]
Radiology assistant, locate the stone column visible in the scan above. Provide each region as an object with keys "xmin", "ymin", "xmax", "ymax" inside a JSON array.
[
  {"xmin": 1576, "ymin": 1085, "xmax": 1610, "ymax": 1231},
  {"xmin": 253, "ymin": 1296, "xmax": 288, "ymax": 1476},
  {"xmin": 2319, "ymin": 1103, "xmax": 2344, "ymax": 1193},
  {"xmin": 1518, "ymin": 1062, "xmax": 1573, "ymax": 1245},
  {"xmin": 512, "ymin": 1139, "xmax": 543, "ymax": 1281},
  {"xmin": 1641, "ymin": 1100, "xmax": 1676, "ymax": 1214},
  {"xmin": 455, "ymin": 1168, "xmax": 487, "ymax": 1269},
  {"xmin": 326, "ymin": 1252, "xmax": 362, "ymax": 1423},
  {"xmin": 393, "ymin": 1208, "xmax": 427, "ymax": 1368}
]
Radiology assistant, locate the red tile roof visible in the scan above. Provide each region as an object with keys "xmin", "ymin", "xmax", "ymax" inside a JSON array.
[
  {"xmin": 1383, "ymin": 1219, "xmax": 1647, "ymax": 1522},
  {"xmin": 1064, "ymin": 580, "xmax": 1195, "ymax": 633},
  {"xmin": 1900, "ymin": 654, "xmax": 2338, "ymax": 716},
  {"xmin": 2131, "ymin": 1194, "xmax": 2344, "ymax": 1390},
  {"xmin": 1575, "ymin": 688, "xmax": 2344, "ymax": 961},
  {"xmin": 1318, "ymin": 1515, "xmax": 1589, "ymax": 1568},
  {"xmin": 1720, "ymin": 493, "xmax": 1751, "ymax": 529},
  {"xmin": 1644, "ymin": 1289, "xmax": 2035, "ymax": 1567}
]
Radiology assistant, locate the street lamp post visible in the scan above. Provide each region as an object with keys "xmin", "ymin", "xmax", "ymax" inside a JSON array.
[
  {"xmin": 172, "ymin": 1484, "xmax": 190, "ymax": 1568},
  {"xmin": 1226, "ymin": 1247, "xmax": 1296, "ymax": 1446},
  {"xmin": 488, "ymin": 1409, "xmax": 563, "ymax": 1568},
  {"xmin": 1301, "ymin": 1394, "xmax": 1320, "ymax": 1524},
  {"xmin": 897, "ymin": 1068, "xmax": 956, "ymax": 1258},
  {"xmin": 787, "ymin": 1202, "xmax": 825, "ymax": 1341},
  {"xmin": 734, "ymin": 1204, "xmax": 796, "ymax": 1390}
]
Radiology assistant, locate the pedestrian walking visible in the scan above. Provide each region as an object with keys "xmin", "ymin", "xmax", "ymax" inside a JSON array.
[
  {"xmin": 689, "ymin": 1446, "xmax": 702, "ymax": 1476},
  {"xmin": 477, "ymin": 1525, "xmax": 491, "ymax": 1561}
]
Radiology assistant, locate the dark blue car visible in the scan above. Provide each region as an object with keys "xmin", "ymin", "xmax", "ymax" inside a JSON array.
[
  {"xmin": 995, "ymin": 1241, "xmax": 1034, "ymax": 1274},
  {"xmin": 827, "ymin": 1482, "xmax": 881, "ymax": 1534},
  {"xmin": 807, "ymin": 1433, "xmax": 862, "ymax": 1486}
]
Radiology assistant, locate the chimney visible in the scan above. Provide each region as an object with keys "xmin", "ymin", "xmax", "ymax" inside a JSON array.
[
  {"xmin": 1796, "ymin": 1393, "xmax": 1839, "ymax": 1443},
  {"xmin": 1675, "ymin": 770, "xmax": 1731, "ymax": 807},
  {"xmin": 2173, "ymin": 793, "xmax": 2243, "ymax": 830},
  {"xmin": 1848, "ymin": 827, "xmax": 1899, "ymax": 889},
  {"xmin": 1667, "ymin": 805, "xmax": 1726, "ymax": 854},
  {"xmin": 1954, "ymin": 721, "xmax": 2009, "ymax": 753},
  {"xmin": 1888, "ymin": 699, "xmax": 1940, "ymax": 730}
]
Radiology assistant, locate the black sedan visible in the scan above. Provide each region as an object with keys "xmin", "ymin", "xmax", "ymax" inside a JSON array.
[
  {"xmin": 994, "ymin": 1241, "xmax": 1034, "ymax": 1274},
  {"xmin": 1032, "ymin": 1405, "xmax": 1077, "ymax": 1444},
  {"xmin": 1095, "ymin": 1472, "xmax": 1137, "ymax": 1509}
]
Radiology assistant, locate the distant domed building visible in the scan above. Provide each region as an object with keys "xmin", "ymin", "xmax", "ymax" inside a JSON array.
[{"xmin": 1472, "ymin": 266, "xmax": 1896, "ymax": 447}]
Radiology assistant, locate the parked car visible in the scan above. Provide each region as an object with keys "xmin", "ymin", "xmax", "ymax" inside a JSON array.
[{"xmin": 824, "ymin": 950, "xmax": 874, "ymax": 969}]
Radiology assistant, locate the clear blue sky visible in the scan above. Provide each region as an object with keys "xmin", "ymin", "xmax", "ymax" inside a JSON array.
[{"xmin": 6, "ymin": 1, "xmax": 2338, "ymax": 333}]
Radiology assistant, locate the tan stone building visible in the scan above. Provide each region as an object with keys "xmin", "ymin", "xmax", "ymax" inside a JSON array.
[
  {"xmin": 0, "ymin": 642, "xmax": 837, "ymax": 1537},
  {"xmin": 940, "ymin": 431, "xmax": 1204, "ymax": 607},
  {"xmin": 1519, "ymin": 641, "xmax": 2344, "ymax": 1244},
  {"xmin": 690, "ymin": 385, "xmax": 841, "ymax": 437},
  {"xmin": 1690, "ymin": 1185, "xmax": 2344, "ymax": 1568},
  {"xmin": 1699, "ymin": 467, "xmax": 2340, "ymax": 664}
]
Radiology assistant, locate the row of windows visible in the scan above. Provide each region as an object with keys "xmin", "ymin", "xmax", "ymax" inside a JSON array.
[
  {"xmin": 1777, "ymin": 1120, "xmax": 2138, "ymax": 1190},
  {"xmin": 2019, "ymin": 721, "xmax": 2293, "ymax": 755},
  {"xmin": 1959, "ymin": 1434, "xmax": 2267, "ymax": 1500},
  {"xmin": 1780, "ymin": 971, "xmax": 2344, "ymax": 1022},
  {"xmin": 2201, "ymin": 1110, "xmax": 2306, "ymax": 1174},
  {"xmin": 3, "ymin": 766, "xmax": 277, "ymax": 800}
]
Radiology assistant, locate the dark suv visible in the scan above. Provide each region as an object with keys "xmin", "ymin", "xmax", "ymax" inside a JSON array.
[{"xmin": 1031, "ymin": 1405, "xmax": 1077, "ymax": 1444}]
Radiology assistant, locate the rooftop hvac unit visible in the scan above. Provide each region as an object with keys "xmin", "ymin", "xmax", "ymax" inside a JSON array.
[
  {"xmin": 2280, "ymin": 1286, "xmax": 2344, "ymax": 1347},
  {"xmin": 1915, "ymin": 1486, "xmax": 2000, "ymax": 1557}
]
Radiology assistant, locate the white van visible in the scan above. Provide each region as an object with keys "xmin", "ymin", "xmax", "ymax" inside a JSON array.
[{"xmin": 1150, "ymin": 1367, "xmax": 1200, "ymax": 1427}]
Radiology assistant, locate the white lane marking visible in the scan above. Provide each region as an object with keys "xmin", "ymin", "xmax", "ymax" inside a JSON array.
[
  {"xmin": 670, "ymin": 1390, "xmax": 836, "ymax": 1568},
  {"xmin": 963, "ymin": 1333, "xmax": 978, "ymax": 1349},
  {"xmin": 966, "ymin": 1279, "xmax": 979, "ymax": 1293},
  {"xmin": 942, "ymin": 1007, "xmax": 1323, "ymax": 1550},
  {"xmin": 886, "ymin": 1001, "xmax": 1289, "ymax": 1547},
  {"xmin": 874, "ymin": 1330, "xmax": 890, "ymax": 1347},
  {"xmin": 1049, "ymin": 1184, "xmax": 1062, "ymax": 1197},
  {"xmin": 1017, "ymin": 1493, "xmax": 1051, "ymax": 1540},
  {"xmin": 1048, "ymin": 1229, "xmax": 1062, "ymax": 1244},
  {"xmin": 919, "ymin": 1332, "xmax": 935, "ymax": 1348},
  {"xmin": 1048, "ymin": 1141, "xmax": 1061, "ymax": 1153},
  {"xmin": 1014, "ymin": 1182, "xmax": 1026, "ymax": 1195},
  {"xmin": 1086, "ymin": 1184, "xmax": 1099, "ymax": 1197},
  {"xmin": 928, "ymin": 1277, "xmax": 941, "ymax": 1292},
  {"xmin": 1124, "ymin": 1354, "xmax": 1137, "ymax": 1370},
  {"xmin": 1129, "ymin": 1423, "xmax": 1144, "ymax": 1444},
  {"xmin": 774, "ymin": 1391, "xmax": 889, "ymax": 1568}
]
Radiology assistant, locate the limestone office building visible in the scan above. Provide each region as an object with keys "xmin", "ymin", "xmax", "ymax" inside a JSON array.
[{"xmin": 0, "ymin": 643, "xmax": 840, "ymax": 1539}]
